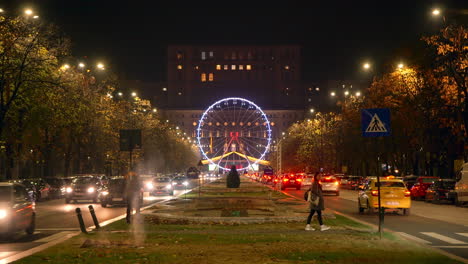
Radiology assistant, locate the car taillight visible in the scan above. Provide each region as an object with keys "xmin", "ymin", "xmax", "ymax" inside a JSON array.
[
  {"xmin": 274, "ymin": 179, "xmax": 278, "ymax": 182},
  {"xmin": 404, "ymin": 190, "xmax": 411, "ymax": 197},
  {"xmin": 283, "ymin": 178, "xmax": 289, "ymax": 182},
  {"xmin": 334, "ymin": 181, "xmax": 339, "ymax": 185},
  {"xmin": 297, "ymin": 178, "xmax": 302, "ymax": 182},
  {"xmin": 371, "ymin": 190, "xmax": 379, "ymax": 196}
]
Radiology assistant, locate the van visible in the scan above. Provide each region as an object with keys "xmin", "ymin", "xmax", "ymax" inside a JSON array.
[{"xmin": 452, "ymin": 162, "xmax": 468, "ymax": 206}]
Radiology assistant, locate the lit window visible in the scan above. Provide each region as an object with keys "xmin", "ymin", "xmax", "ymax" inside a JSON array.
[
  {"xmin": 246, "ymin": 65, "xmax": 252, "ymax": 70},
  {"xmin": 284, "ymin": 65, "xmax": 289, "ymax": 70},
  {"xmin": 231, "ymin": 65, "xmax": 236, "ymax": 70},
  {"xmin": 239, "ymin": 65, "xmax": 244, "ymax": 70},
  {"xmin": 194, "ymin": 65, "xmax": 199, "ymax": 70},
  {"xmin": 201, "ymin": 51, "xmax": 206, "ymax": 60},
  {"xmin": 224, "ymin": 65, "xmax": 228, "ymax": 70},
  {"xmin": 209, "ymin": 51, "xmax": 214, "ymax": 58},
  {"xmin": 177, "ymin": 65, "xmax": 183, "ymax": 70},
  {"xmin": 201, "ymin": 73, "xmax": 206, "ymax": 82},
  {"xmin": 176, "ymin": 52, "xmax": 183, "ymax": 60},
  {"xmin": 162, "ymin": 87, "xmax": 167, "ymax": 91},
  {"xmin": 178, "ymin": 92, "xmax": 182, "ymax": 96},
  {"xmin": 208, "ymin": 73, "xmax": 214, "ymax": 82},
  {"xmin": 216, "ymin": 65, "xmax": 221, "ymax": 70}
]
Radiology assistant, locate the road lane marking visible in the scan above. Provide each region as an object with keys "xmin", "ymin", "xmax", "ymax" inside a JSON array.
[
  {"xmin": 456, "ymin": 233, "xmax": 468, "ymax": 238},
  {"xmin": 36, "ymin": 228, "xmax": 79, "ymax": 231},
  {"xmin": 0, "ymin": 253, "xmax": 16, "ymax": 259},
  {"xmin": 433, "ymin": 246, "xmax": 468, "ymax": 249},
  {"xmin": 421, "ymin": 232, "xmax": 468, "ymax": 244},
  {"xmin": 35, "ymin": 232, "xmax": 74, "ymax": 243},
  {"xmin": 395, "ymin": 232, "xmax": 431, "ymax": 244}
]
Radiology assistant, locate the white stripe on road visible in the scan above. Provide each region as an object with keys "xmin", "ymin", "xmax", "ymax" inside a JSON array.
[
  {"xmin": 35, "ymin": 232, "xmax": 74, "ymax": 243},
  {"xmin": 433, "ymin": 246, "xmax": 468, "ymax": 249},
  {"xmin": 421, "ymin": 232, "xmax": 468, "ymax": 245},
  {"xmin": 36, "ymin": 228, "xmax": 79, "ymax": 231},
  {"xmin": 0, "ymin": 253, "xmax": 16, "ymax": 259},
  {"xmin": 395, "ymin": 232, "xmax": 432, "ymax": 244},
  {"xmin": 456, "ymin": 233, "xmax": 468, "ymax": 238}
]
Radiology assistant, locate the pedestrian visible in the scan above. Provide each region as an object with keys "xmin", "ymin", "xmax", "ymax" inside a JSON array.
[
  {"xmin": 304, "ymin": 172, "xmax": 330, "ymax": 231},
  {"xmin": 124, "ymin": 171, "xmax": 142, "ymax": 224},
  {"xmin": 226, "ymin": 165, "xmax": 240, "ymax": 188}
]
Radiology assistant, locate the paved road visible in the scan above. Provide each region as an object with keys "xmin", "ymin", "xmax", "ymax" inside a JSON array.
[
  {"xmin": 284, "ymin": 187, "xmax": 468, "ymax": 260},
  {"xmin": 0, "ymin": 177, "xmax": 211, "ymax": 262}
]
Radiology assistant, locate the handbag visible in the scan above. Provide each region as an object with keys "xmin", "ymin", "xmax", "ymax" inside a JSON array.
[{"xmin": 307, "ymin": 191, "xmax": 319, "ymax": 206}]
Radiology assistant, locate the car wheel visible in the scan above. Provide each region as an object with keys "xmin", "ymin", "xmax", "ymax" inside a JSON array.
[
  {"xmin": 26, "ymin": 213, "xmax": 36, "ymax": 235},
  {"xmin": 65, "ymin": 198, "xmax": 70, "ymax": 204},
  {"xmin": 358, "ymin": 199, "xmax": 364, "ymax": 214},
  {"xmin": 101, "ymin": 202, "xmax": 107, "ymax": 208},
  {"xmin": 403, "ymin": 208, "xmax": 410, "ymax": 216}
]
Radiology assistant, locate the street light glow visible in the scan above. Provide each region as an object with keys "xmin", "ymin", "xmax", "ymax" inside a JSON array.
[
  {"xmin": 310, "ymin": 108, "xmax": 315, "ymax": 113},
  {"xmin": 363, "ymin": 63, "xmax": 370, "ymax": 70},
  {"xmin": 432, "ymin": 8, "xmax": 440, "ymax": 16},
  {"xmin": 344, "ymin": 90, "xmax": 349, "ymax": 96},
  {"xmin": 152, "ymin": 108, "xmax": 157, "ymax": 113},
  {"xmin": 97, "ymin": 63, "xmax": 105, "ymax": 70},
  {"xmin": 24, "ymin": 9, "xmax": 33, "ymax": 15},
  {"xmin": 33, "ymin": 15, "xmax": 39, "ymax": 19},
  {"xmin": 78, "ymin": 62, "xmax": 85, "ymax": 68},
  {"xmin": 118, "ymin": 92, "xmax": 123, "ymax": 96},
  {"xmin": 356, "ymin": 91, "xmax": 361, "ymax": 97},
  {"xmin": 0, "ymin": 8, "xmax": 4, "ymax": 13},
  {"xmin": 62, "ymin": 64, "xmax": 70, "ymax": 70},
  {"xmin": 330, "ymin": 92, "xmax": 336, "ymax": 97},
  {"xmin": 398, "ymin": 63, "xmax": 404, "ymax": 69},
  {"xmin": 131, "ymin": 92, "xmax": 137, "ymax": 97}
]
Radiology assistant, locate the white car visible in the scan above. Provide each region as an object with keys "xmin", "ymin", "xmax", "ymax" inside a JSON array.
[
  {"xmin": 151, "ymin": 177, "xmax": 174, "ymax": 196},
  {"xmin": 320, "ymin": 176, "xmax": 340, "ymax": 196}
]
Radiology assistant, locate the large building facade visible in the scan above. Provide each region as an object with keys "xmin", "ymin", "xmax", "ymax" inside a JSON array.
[{"xmin": 166, "ymin": 45, "xmax": 304, "ymax": 109}]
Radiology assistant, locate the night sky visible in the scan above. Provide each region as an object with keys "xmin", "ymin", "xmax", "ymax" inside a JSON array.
[{"xmin": 3, "ymin": 0, "xmax": 467, "ymax": 82}]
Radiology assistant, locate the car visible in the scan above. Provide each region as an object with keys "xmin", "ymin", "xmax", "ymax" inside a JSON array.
[
  {"xmin": 358, "ymin": 176, "xmax": 411, "ymax": 215},
  {"xmin": 44, "ymin": 177, "xmax": 70, "ymax": 199},
  {"xmin": 0, "ymin": 182, "xmax": 36, "ymax": 236},
  {"xmin": 410, "ymin": 176, "xmax": 439, "ymax": 200},
  {"xmin": 319, "ymin": 176, "xmax": 340, "ymax": 196},
  {"xmin": 452, "ymin": 162, "xmax": 468, "ymax": 206},
  {"xmin": 99, "ymin": 176, "xmax": 142, "ymax": 208},
  {"xmin": 347, "ymin": 176, "xmax": 364, "ymax": 190},
  {"xmin": 425, "ymin": 179, "xmax": 456, "ymax": 204},
  {"xmin": 402, "ymin": 175, "xmax": 419, "ymax": 190},
  {"xmin": 151, "ymin": 177, "xmax": 174, "ymax": 195},
  {"xmin": 65, "ymin": 176, "xmax": 102, "ymax": 203},
  {"xmin": 172, "ymin": 176, "xmax": 189, "ymax": 189},
  {"xmin": 278, "ymin": 173, "xmax": 302, "ymax": 190},
  {"xmin": 302, "ymin": 173, "xmax": 314, "ymax": 186}
]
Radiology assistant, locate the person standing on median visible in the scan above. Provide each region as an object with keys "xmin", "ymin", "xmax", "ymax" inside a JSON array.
[
  {"xmin": 124, "ymin": 171, "xmax": 142, "ymax": 224},
  {"xmin": 305, "ymin": 172, "xmax": 330, "ymax": 231}
]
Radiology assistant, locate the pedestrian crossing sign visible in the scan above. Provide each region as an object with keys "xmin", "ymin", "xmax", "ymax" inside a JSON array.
[{"xmin": 361, "ymin": 108, "xmax": 391, "ymax": 137}]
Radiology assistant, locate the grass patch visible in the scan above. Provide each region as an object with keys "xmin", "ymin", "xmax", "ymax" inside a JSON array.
[{"xmin": 16, "ymin": 214, "xmax": 462, "ymax": 264}]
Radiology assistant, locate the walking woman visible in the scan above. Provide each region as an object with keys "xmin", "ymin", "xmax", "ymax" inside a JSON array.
[{"xmin": 305, "ymin": 172, "xmax": 330, "ymax": 231}]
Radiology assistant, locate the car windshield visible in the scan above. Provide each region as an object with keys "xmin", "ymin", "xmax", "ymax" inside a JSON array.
[
  {"xmin": 155, "ymin": 178, "xmax": 171, "ymax": 183},
  {"xmin": 421, "ymin": 178, "xmax": 437, "ymax": 184},
  {"xmin": 73, "ymin": 177, "xmax": 97, "ymax": 185},
  {"xmin": 174, "ymin": 177, "xmax": 186, "ymax": 181},
  {"xmin": 0, "ymin": 186, "xmax": 11, "ymax": 201},
  {"xmin": 378, "ymin": 181, "xmax": 405, "ymax": 188}
]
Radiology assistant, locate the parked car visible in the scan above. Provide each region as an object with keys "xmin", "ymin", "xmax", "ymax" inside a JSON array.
[
  {"xmin": 403, "ymin": 175, "xmax": 419, "ymax": 190},
  {"xmin": 410, "ymin": 176, "xmax": 439, "ymax": 200},
  {"xmin": 347, "ymin": 176, "xmax": 364, "ymax": 190},
  {"xmin": 451, "ymin": 162, "xmax": 468, "ymax": 206},
  {"xmin": 65, "ymin": 176, "xmax": 102, "ymax": 203},
  {"xmin": 44, "ymin": 177, "xmax": 70, "ymax": 199},
  {"xmin": 358, "ymin": 176, "xmax": 411, "ymax": 215},
  {"xmin": 151, "ymin": 177, "xmax": 174, "ymax": 195},
  {"xmin": 20, "ymin": 179, "xmax": 50, "ymax": 202},
  {"xmin": 425, "ymin": 179, "xmax": 457, "ymax": 203},
  {"xmin": 0, "ymin": 182, "xmax": 35, "ymax": 236},
  {"xmin": 320, "ymin": 176, "xmax": 340, "ymax": 196}
]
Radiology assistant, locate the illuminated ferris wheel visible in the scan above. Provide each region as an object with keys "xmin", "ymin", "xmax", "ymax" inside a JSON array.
[{"xmin": 197, "ymin": 97, "xmax": 272, "ymax": 172}]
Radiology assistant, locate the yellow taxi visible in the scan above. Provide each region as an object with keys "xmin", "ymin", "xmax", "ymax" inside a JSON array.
[{"xmin": 358, "ymin": 176, "xmax": 411, "ymax": 216}]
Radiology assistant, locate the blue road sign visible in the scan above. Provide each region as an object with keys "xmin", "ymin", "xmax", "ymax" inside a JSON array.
[{"xmin": 361, "ymin": 108, "xmax": 391, "ymax": 137}]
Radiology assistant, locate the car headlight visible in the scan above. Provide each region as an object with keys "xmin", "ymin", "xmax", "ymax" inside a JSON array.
[
  {"xmin": 146, "ymin": 182, "xmax": 154, "ymax": 189},
  {"xmin": 166, "ymin": 184, "xmax": 172, "ymax": 189},
  {"xmin": 172, "ymin": 182, "xmax": 177, "ymax": 185},
  {"xmin": 66, "ymin": 187, "xmax": 73, "ymax": 193},
  {"xmin": 101, "ymin": 191, "xmax": 109, "ymax": 196},
  {"xmin": 0, "ymin": 209, "xmax": 7, "ymax": 219},
  {"xmin": 87, "ymin": 187, "xmax": 95, "ymax": 193},
  {"xmin": 183, "ymin": 181, "xmax": 189, "ymax": 186}
]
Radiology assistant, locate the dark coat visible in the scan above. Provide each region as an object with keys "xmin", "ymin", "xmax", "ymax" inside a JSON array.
[{"xmin": 307, "ymin": 180, "xmax": 325, "ymax": 211}]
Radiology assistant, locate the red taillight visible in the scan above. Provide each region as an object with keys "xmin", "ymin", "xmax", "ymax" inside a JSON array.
[
  {"xmin": 274, "ymin": 179, "xmax": 278, "ymax": 182},
  {"xmin": 290, "ymin": 174, "xmax": 294, "ymax": 177},
  {"xmin": 297, "ymin": 178, "xmax": 302, "ymax": 182},
  {"xmin": 404, "ymin": 190, "xmax": 411, "ymax": 197},
  {"xmin": 283, "ymin": 178, "xmax": 289, "ymax": 182},
  {"xmin": 371, "ymin": 190, "xmax": 379, "ymax": 196},
  {"xmin": 325, "ymin": 177, "xmax": 331, "ymax": 180}
]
